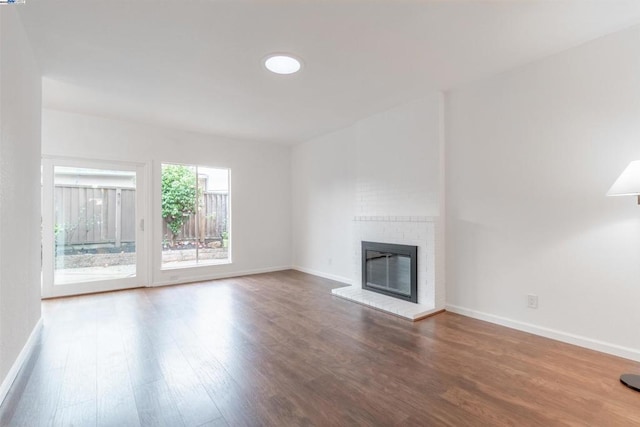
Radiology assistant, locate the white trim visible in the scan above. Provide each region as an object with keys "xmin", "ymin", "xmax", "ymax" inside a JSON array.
[
  {"xmin": 446, "ymin": 304, "xmax": 640, "ymax": 362},
  {"xmin": 160, "ymin": 259, "xmax": 232, "ymax": 271},
  {"xmin": 437, "ymin": 91, "xmax": 447, "ymax": 308},
  {"xmin": 292, "ymin": 266, "xmax": 352, "ymax": 285},
  {"xmin": 352, "ymin": 215, "xmax": 437, "ymax": 223},
  {"xmin": 42, "ymin": 154, "xmax": 146, "ymax": 167},
  {"xmin": 42, "ymin": 282, "xmax": 141, "ymax": 299},
  {"xmin": 0, "ymin": 318, "xmax": 43, "ymax": 406},
  {"xmin": 151, "ymin": 265, "xmax": 292, "ymax": 287}
]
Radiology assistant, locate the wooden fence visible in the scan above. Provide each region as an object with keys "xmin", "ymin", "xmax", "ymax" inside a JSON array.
[
  {"xmin": 162, "ymin": 192, "xmax": 229, "ymax": 242},
  {"xmin": 54, "ymin": 186, "xmax": 136, "ymax": 246},
  {"xmin": 54, "ymin": 185, "xmax": 228, "ymax": 246}
]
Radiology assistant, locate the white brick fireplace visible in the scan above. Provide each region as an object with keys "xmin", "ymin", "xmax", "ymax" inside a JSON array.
[
  {"xmin": 306, "ymin": 94, "xmax": 446, "ymax": 321},
  {"xmin": 331, "ymin": 215, "xmax": 445, "ymax": 320}
]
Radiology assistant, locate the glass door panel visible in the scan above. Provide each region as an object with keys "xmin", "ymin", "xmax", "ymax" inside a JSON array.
[
  {"xmin": 42, "ymin": 160, "xmax": 146, "ymax": 298},
  {"xmin": 54, "ymin": 167, "xmax": 137, "ymax": 284}
]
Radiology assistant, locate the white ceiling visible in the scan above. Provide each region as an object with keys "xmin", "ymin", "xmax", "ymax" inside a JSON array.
[{"xmin": 18, "ymin": 0, "xmax": 640, "ymax": 144}]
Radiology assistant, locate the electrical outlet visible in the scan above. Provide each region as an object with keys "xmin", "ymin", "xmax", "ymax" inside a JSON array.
[
  {"xmin": 328, "ymin": 258, "xmax": 333, "ymax": 266},
  {"xmin": 527, "ymin": 294, "xmax": 538, "ymax": 309}
]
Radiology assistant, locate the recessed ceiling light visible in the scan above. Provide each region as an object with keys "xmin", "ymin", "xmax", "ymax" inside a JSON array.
[{"xmin": 264, "ymin": 54, "xmax": 302, "ymax": 75}]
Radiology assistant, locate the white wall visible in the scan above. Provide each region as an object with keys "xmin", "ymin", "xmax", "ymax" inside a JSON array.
[
  {"xmin": 42, "ymin": 110, "xmax": 291, "ymax": 286},
  {"xmin": 0, "ymin": 9, "xmax": 42, "ymax": 386},
  {"xmin": 292, "ymin": 95, "xmax": 444, "ymax": 296},
  {"xmin": 446, "ymin": 25, "xmax": 640, "ymax": 359},
  {"xmin": 291, "ymin": 126, "xmax": 356, "ymax": 282},
  {"xmin": 355, "ymin": 97, "xmax": 441, "ymax": 217}
]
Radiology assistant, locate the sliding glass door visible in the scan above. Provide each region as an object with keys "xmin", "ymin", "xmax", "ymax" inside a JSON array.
[{"xmin": 42, "ymin": 159, "xmax": 147, "ymax": 298}]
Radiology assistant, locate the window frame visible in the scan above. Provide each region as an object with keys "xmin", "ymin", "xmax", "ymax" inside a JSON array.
[{"xmin": 158, "ymin": 161, "xmax": 232, "ymax": 271}]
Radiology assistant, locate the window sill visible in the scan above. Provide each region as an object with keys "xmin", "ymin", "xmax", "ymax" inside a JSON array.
[{"xmin": 160, "ymin": 258, "xmax": 232, "ymax": 271}]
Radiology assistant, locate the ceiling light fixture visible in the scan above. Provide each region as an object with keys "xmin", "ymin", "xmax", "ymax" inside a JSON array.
[{"xmin": 264, "ymin": 54, "xmax": 302, "ymax": 75}]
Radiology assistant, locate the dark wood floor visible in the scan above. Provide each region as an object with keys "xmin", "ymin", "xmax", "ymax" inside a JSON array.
[{"xmin": 1, "ymin": 270, "xmax": 639, "ymax": 426}]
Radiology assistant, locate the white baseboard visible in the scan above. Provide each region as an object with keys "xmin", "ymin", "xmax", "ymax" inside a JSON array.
[
  {"xmin": 0, "ymin": 318, "xmax": 43, "ymax": 406},
  {"xmin": 292, "ymin": 266, "xmax": 352, "ymax": 285},
  {"xmin": 446, "ymin": 304, "xmax": 640, "ymax": 362},
  {"xmin": 151, "ymin": 265, "xmax": 292, "ymax": 287}
]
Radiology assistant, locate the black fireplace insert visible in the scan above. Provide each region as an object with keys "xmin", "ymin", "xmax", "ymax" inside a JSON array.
[{"xmin": 361, "ymin": 241, "xmax": 417, "ymax": 303}]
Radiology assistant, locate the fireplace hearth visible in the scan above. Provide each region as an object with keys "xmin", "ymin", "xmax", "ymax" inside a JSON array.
[
  {"xmin": 331, "ymin": 216, "xmax": 441, "ymax": 321},
  {"xmin": 362, "ymin": 241, "xmax": 417, "ymax": 303}
]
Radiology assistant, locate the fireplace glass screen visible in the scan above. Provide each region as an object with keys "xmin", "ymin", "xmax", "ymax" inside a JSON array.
[
  {"xmin": 362, "ymin": 241, "xmax": 417, "ymax": 303},
  {"xmin": 365, "ymin": 251, "xmax": 411, "ymax": 297}
]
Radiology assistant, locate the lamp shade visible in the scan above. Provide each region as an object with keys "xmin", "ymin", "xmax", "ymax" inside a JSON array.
[{"xmin": 607, "ymin": 160, "xmax": 640, "ymax": 196}]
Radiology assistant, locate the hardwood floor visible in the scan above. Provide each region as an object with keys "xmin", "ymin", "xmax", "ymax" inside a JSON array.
[{"xmin": 1, "ymin": 270, "xmax": 639, "ymax": 426}]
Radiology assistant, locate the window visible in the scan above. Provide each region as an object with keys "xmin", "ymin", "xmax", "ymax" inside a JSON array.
[{"xmin": 161, "ymin": 163, "xmax": 230, "ymax": 268}]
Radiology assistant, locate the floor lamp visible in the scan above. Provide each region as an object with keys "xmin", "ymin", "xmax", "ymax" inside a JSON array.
[{"xmin": 607, "ymin": 160, "xmax": 640, "ymax": 391}]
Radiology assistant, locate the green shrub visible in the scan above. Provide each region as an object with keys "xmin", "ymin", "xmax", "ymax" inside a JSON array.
[{"xmin": 162, "ymin": 165, "xmax": 196, "ymax": 242}]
